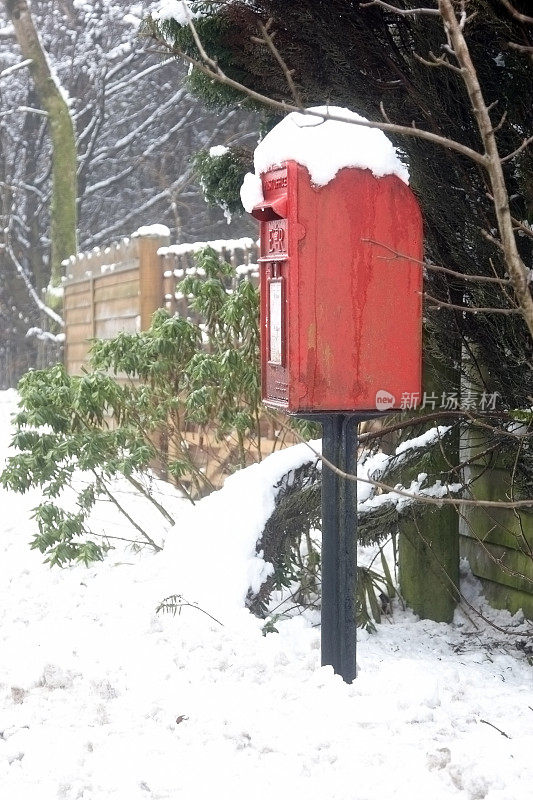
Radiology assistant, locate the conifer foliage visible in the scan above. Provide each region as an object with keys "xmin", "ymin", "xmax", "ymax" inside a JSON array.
[{"xmin": 146, "ymin": 1, "xmax": 533, "ymax": 617}]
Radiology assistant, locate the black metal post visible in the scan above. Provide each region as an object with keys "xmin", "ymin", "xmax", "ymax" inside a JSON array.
[{"xmin": 321, "ymin": 413, "xmax": 359, "ymax": 683}]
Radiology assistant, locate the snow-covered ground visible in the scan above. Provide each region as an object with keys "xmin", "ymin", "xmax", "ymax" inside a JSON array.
[{"xmin": 0, "ymin": 389, "xmax": 532, "ymax": 800}]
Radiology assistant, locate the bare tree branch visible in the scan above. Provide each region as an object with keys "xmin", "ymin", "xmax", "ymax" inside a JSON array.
[
  {"xmin": 501, "ymin": 135, "xmax": 533, "ymax": 163},
  {"xmin": 155, "ymin": 26, "xmax": 488, "ymax": 166},
  {"xmin": 5, "ymin": 243, "xmax": 64, "ymax": 327},
  {"xmin": 361, "ymin": 0, "xmax": 440, "ymax": 16},
  {"xmin": 499, "ymin": 0, "xmax": 533, "ymax": 25},
  {"xmin": 507, "ymin": 41, "xmax": 533, "ymax": 57},
  {"xmin": 424, "ymin": 292, "xmax": 521, "ymax": 314},
  {"xmin": 252, "ymin": 19, "xmax": 303, "ymax": 107},
  {"xmin": 438, "ymin": 0, "xmax": 533, "ymax": 339},
  {"xmin": 413, "ymin": 50, "xmax": 463, "ymax": 73},
  {"xmin": 0, "ymin": 57, "xmax": 31, "ymax": 79},
  {"xmin": 362, "ymin": 238, "xmax": 512, "ymax": 285}
]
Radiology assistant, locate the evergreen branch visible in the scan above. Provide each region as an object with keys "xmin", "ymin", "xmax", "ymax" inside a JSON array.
[{"xmin": 279, "ymin": 430, "xmax": 533, "ymax": 509}]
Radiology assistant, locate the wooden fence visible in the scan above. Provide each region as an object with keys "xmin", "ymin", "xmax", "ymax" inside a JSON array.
[{"xmin": 63, "ymin": 229, "xmax": 258, "ymax": 375}]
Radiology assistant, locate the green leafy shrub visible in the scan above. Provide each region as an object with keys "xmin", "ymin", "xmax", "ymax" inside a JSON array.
[{"xmin": 1, "ymin": 247, "xmax": 300, "ymax": 565}]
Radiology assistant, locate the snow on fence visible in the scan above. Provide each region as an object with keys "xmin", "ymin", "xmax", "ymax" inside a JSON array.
[
  {"xmin": 62, "ymin": 229, "xmax": 259, "ymax": 376},
  {"xmin": 159, "ymin": 237, "xmax": 259, "ymax": 319}
]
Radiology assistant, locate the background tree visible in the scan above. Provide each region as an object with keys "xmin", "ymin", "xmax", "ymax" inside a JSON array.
[
  {"xmin": 0, "ymin": 0, "xmax": 256, "ymax": 387},
  {"xmin": 2, "ymin": 0, "xmax": 76, "ymax": 290}
]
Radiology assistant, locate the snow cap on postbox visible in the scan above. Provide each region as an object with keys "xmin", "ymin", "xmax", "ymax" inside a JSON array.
[{"xmin": 240, "ymin": 106, "xmax": 409, "ymax": 212}]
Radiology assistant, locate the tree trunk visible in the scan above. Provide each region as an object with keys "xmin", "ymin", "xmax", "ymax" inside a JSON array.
[{"xmin": 3, "ymin": 0, "xmax": 77, "ymax": 289}]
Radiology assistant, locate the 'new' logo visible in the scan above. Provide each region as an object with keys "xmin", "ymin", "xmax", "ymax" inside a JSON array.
[{"xmin": 375, "ymin": 390, "xmax": 395, "ymax": 410}]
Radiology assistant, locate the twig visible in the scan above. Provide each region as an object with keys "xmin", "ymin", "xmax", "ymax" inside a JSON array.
[
  {"xmin": 94, "ymin": 474, "xmax": 162, "ymax": 551},
  {"xmin": 90, "ymin": 531, "xmax": 155, "ymax": 547},
  {"xmin": 507, "ymin": 41, "xmax": 533, "ymax": 56},
  {"xmin": 0, "ymin": 58, "xmax": 32, "ymax": 79},
  {"xmin": 491, "ymin": 110, "xmax": 508, "ymax": 134},
  {"xmin": 156, "ymin": 593, "xmax": 224, "ymax": 626},
  {"xmin": 413, "ymin": 51, "xmax": 463, "ymax": 73},
  {"xmin": 408, "ymin": 513, "xmax": 532, "ymax": 636},
  {"xmin": 362, "ymin": 238, "xmax": 512, "ymax": 285},
  {"xmin": 424, "ymin": 292, "xmax": 522, "ymax": 314},
  {"xmin": 499, "ymin": 0, "xmax": 533, "ymax": 25},
  {"xmin": 511, "ymin": 217, "xmax": 533, "ymax": 240},
  {"xmin": 361, "ymin": 0, "xmax": 440, "ymax": 16},
  {"xmin": 125, "ymin": 474, "xmax": 176, "ymax": 525},
  {"xmin": 252, "ymin": 20, "xmax": 303, "ymax": 107},
  {"xmin": 501, "ymin": 136, "xmax": 533, "ymax": 163},
  {"xmin": 480, "ymin": 719, "xmax": 512, "ymax": 739}
]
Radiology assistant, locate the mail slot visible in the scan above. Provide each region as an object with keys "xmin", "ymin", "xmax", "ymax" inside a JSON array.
[{"xmin": 251, "ymin": 160, "xmax": 423, "ymax": 413}]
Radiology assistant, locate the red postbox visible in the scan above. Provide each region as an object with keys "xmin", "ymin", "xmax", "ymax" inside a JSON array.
[{"xmin": 252, "ymin": 161, "xmax": 423, "ymax": 413}]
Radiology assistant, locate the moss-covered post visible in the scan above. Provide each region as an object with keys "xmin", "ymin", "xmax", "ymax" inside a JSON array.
[
  {"xmin": 398, "ymin": 355, "xmax": 461, "ymax": 622},
  {"xmin": 459, "ymin": 348, "xmax": 533, "ymax": 617},
  {"xmin": 4, "ymin": 0, "xmax": 77, "ymax": 290}
]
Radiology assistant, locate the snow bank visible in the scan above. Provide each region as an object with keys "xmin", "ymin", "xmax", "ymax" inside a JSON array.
[
  {"xmin": 1, "ymin": 390, "xmax": 532, "ymax": 799},
  {"xmin": 160, "ymin": 439, "xmax": 321, "ymax": 615},
  {"xmin": 241, "ymin": 105, "xmax": 409, "ymax": 212}
]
